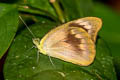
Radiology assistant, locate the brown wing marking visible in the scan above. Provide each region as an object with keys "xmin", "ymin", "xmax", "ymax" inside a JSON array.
[{"xmin": 69, "ymin": 23, "xmax": 88, "ymax": 32}]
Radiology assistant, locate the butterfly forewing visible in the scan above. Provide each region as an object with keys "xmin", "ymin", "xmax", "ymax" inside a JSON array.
[
  {"xmin": 67, "ymin": 17, "xmax": 102, "ymax": 42},
  {"xmin": 40, "ymin": 25, "xmax": 95, "ymax": 66}
]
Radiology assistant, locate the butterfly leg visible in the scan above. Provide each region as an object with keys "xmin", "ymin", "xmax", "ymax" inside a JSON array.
[
  {"xmin": 36, "ymin": 50, "xmax": 40, "ymax": 63},
  {"xmin": 48, "ymin": 55, "xmax": 56, "ymax": 68}
]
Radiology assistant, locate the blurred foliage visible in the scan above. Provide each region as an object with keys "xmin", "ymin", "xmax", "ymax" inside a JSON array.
[
  {"xmin": 0, "ymin": 0, "xmax": 119, "ymax": 80},
  {"xmin": 92, "ymin": 3, "xmax": 120, "ymax": 78}
]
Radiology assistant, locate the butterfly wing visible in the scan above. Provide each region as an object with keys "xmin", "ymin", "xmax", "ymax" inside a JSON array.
[
  {"xmin": 67, "ymin": 17, "xmax": 102, "ymax": 42},
  {"xmin": 33, "ymin": 17, "xmax": 102, "ymax": 66},
  {"xmin": 40, "ymin": 25, "xmax": 95, "ymax": 66}
]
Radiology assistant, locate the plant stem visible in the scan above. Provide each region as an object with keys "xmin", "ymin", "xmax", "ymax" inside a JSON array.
[
  {"xmin": 17, "ymin": 5, "xmax": 58, "ymax": 22},
  {"xmin": 50, "ymin": 0, "xmax": 65, "ymax": 23}
]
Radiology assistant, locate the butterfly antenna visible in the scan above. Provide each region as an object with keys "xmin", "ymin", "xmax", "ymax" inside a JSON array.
[
  {"xmin": 19, "ymin": 16, "xmax": 40, "ymax": 63},
  {"xmin": 19, "ymin": 16, "xmax": 36, "ymax": 38},
  {"xmin": 27, "ymin": 45, "xmax": 36, "ymax": 52},
  {"xmin": 48, "ymin": 55, "xmax": 56, "ymax": 68},
  {"xmin": 22, "ymin": 45, "xmax": 36, "ymax": 58}
]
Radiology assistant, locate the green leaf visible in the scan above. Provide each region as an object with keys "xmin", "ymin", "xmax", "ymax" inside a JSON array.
[
  {"xmin": 4, "ymin": 21, "xmax": 116, "ymax": 80},
  {"xmin": 17, "ymin": 0, "xmax": 59, "ymax": 22},
  {"xmin": 92, "ymin": 3, "xmax": 120, "ymax": 77},
  {"xmin": 0, "ymin": 3, "xmax": 19, "ymax": 59},
  {"xmin": 92, "ymin": 3, "xmax": 120, "ymax": 44},
  {"xmin": 26, "ymin": 0, "xmax": 57, "ymax": 18},
  {"xmin": 59, "ymin": 0, "xmax": 93, "ymax": 21}
]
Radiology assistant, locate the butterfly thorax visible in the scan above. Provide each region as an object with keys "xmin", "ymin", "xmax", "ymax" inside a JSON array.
[{"xmin": 32, "ymin": 38, "xmax": 47, "ymax": 55}]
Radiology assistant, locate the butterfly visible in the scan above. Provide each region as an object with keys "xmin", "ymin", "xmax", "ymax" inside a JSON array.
[{"xmin": 32, "ymin": 17, "xmax": 102, "ymax": 66}]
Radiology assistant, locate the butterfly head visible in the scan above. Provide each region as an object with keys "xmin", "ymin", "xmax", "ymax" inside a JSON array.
[
  {"xmin": 32, "ymin": 38, "xmax": 47, "ymax": 55},
  {"xmin": 32, "ymin": 38, "xmax": 40, "ymax": 46},
  {"xmin": 32, "ymin": 38, "xmax": 41, "ymax": 51}
]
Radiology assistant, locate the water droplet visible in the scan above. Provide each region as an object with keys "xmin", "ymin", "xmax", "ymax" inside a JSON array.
[
  {"xmin": 32, "ymin": 66, "xmax": 36, "ymax": 70},
  {"xmin": 26, "ymin": 56, "xmax": 29, "ymax": 58},
  {"xmin": 102, "ymin": 65, "xmax": 105, "ymax": 67},
  {"xmin": 42, "ymin": 21, "xmax": 45, "ymax": 23},
  {"xmin": 24, "ymin": 45, "xmax": 27, "ymax": 48},
  {"xmin": 102, "ymin": 58, "xmax": 105, "ymax": 60},
  {"xmin": 15, "ymin": 56, "xmax": 19, "ymax": 59},
  {"xmin": 72, "ymin": 71, "xmax": 76, "ymax": 72},
  {"xmin": 57, "ymin": 71, "xmax": 65, "ymax": 77},
  {"xmin": 19, "ymin": 75, "xmax": 22, "ymax": 77}
]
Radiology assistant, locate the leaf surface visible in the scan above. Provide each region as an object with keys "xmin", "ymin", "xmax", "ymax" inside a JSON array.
[
  {"xmin": 0, "ymin": 3, "xmax": 18, "ymax": 59},
  {"xmin": 4, "ymin": 21, "xmax": 117, "ymax": 80}
]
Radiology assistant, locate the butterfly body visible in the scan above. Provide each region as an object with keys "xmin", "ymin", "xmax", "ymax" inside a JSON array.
[{"xmin": 33, "ymin": 17, "xmax": 102, "ymax": 66}]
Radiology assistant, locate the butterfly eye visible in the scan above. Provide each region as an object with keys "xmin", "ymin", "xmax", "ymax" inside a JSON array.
[{"xmin": 33, "ymin": 38, "xmax": 40, "ymax": 45}]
